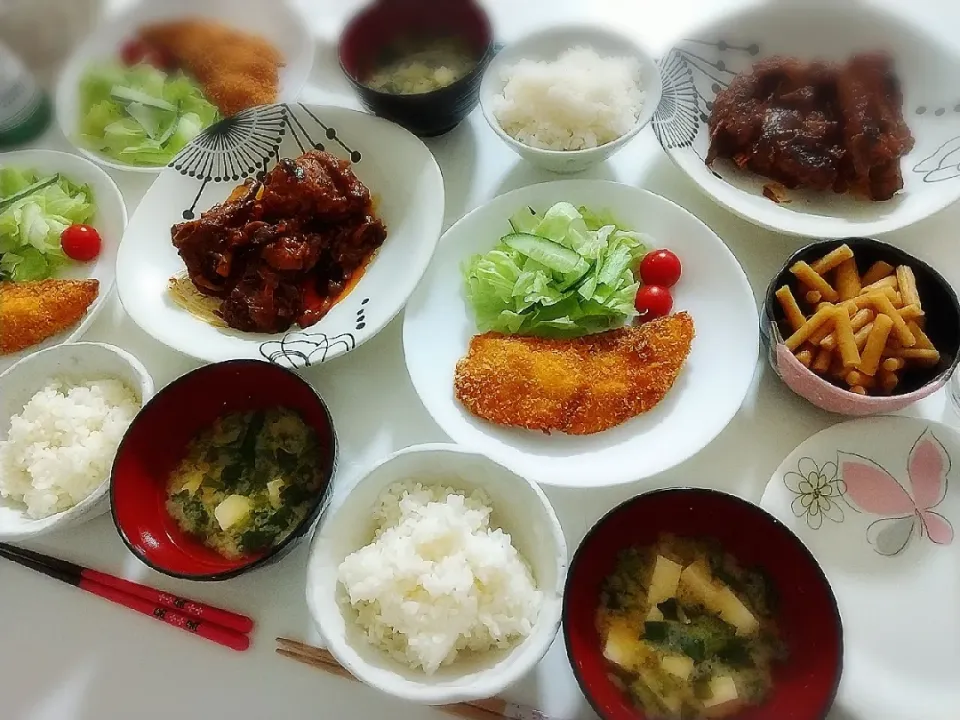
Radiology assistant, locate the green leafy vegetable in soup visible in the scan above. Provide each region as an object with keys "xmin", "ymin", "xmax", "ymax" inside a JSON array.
[
  {"xmin": 597, "ymin": 535, "xmax": 786, "ymax": 719},
  {"xmin": 364, "ymin": 38, "xmax": 477, "ymax": 95},
  {"xmin": 166, "ymin": 408, "xmax": 326, "ymax": 559}
]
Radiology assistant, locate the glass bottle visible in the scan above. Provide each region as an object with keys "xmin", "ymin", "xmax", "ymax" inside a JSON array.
[{"xmin": 0, "ymin": 41, "xmax": 52, "ymax": 148}]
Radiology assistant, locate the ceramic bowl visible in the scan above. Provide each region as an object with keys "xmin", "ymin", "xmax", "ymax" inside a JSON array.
[
  {"xmin": 0, "ymin": 343, "xmax": 153, "ymax": 540},
  {"xmin": 403, "ymin": 179, "xmax": 758, "ymax": 488},
  {"xmin": 653, "ymin": 0, "xmax": 960, "ymax": 237},
  {"xmin": 338, "ymin": 0, "xmax": 494, "ymax": 137},
  {"xmin": 479, "ymin": 25, "xmax": 661, "ymax": 174},
  {"xmin": 564, "ymin": 488, "xmax": 843, "ymax": 720},
  {"xmin": 305, "ymin": 443, "xmax": 566, "ymax": 705},
  {"xmin": 111, "ymin": 360, "xmax": 336, "ymax": 581},
  {"xmin": 55, "ymin": 0, "xmax": 314, "ymax": 173},
  {"xmin": 0, "ymin": 149, "xmax": 127, "ymax": 375},
  {"xmin": 761, "ymin": 237, "xmax": 960, "ymax": 416},
  {"xmin": 116, "ymin": 103, "xmax": 444, "ymax": 368}
]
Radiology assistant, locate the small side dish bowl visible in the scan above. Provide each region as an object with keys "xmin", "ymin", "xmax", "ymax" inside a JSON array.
[
  {"xmin": 479, "ymin": 25, "xmax": 661, "ymax": 174},
  {"xmin": 338, "ymin": 0, "xmax": 494, "ymax": 137},
  {"xmin": 305, "ymin": 443, "xmax": 566, "ymax": 705},
  {"xmin": 564, "ymin": 488, "xmax": 843, "ymax": 720},
  {"xmin": 761, "ymin": 237, "xmax": 960, "ymax": 416},
  {"xmin": 0, "ymin": 343, "xmax": 153, "ymax": 540},
  {"xmin": 111, "ymin": 360, "xmax": 336, "ymax": 581}
]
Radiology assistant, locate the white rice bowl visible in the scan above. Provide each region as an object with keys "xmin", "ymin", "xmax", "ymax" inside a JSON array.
[
  {"xmin": 337, "ymin": 480, "xmax": 542, "ymax": 675},
  {"xmin": 492, "ymin": 46, "xmax": 645, "ymax": 151},
  {"xmin": 0, "ymin": 377, "xmax": 140, "ymax": 519}
]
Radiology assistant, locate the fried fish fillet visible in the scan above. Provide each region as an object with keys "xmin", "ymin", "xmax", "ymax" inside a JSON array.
[
  {"xmin": 454, "ymin": 312, "xmax": 695, "ymax": 435},
  {"xmin": 0, "ymin": 279, "xmax": 99, "ymax": 354},
  {"xmin": 139, "ymin": 20, "xmax": 283, "ymax": 117}
]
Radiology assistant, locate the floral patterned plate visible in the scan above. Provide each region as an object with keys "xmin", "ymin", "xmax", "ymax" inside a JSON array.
[{"xmin": 760, "ymin": 416, "xmax": 960, "ymax": 720}]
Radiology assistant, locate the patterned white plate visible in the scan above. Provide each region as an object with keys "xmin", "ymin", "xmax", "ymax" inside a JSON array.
[
  {"xmin": 117, "ymin": 104, "xmax": 444, "ymax": 367},
  {"xmin": 761, "ymin": 416, "xmax": 960, "ymax": 720},
  {"xmin": 653, "ymin": 1, "xmax": 960, "ymax": 237}
]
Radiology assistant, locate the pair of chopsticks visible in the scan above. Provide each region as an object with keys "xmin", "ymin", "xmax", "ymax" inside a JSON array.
[
  {"xmin": 276, "ymin": 637, "xmax": 553, "ymax": 720},
  {"xmin": 0, "ymin": 543, "xmax": 254, "ymax": 651}
]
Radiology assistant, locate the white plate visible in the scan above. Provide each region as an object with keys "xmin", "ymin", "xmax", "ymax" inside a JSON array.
[
  {"xmin": 653, "ymin": 0, "xmax": 960, "ymax": 237},
  {"xmin": 760, "ymin": 416, "xmax": 960, "ymax": 720},
  {"xmin": 117, "ymin": 103, "xmax": 444, "ymax": 367},
  {"xmin": 402, "ymin": 180, "xmax": 758, "ymax": 488},
  {"xmin": 0, "ymin": 149, "xmax": 126, "ymax": 374},
  {"xmin": 55, "ymin": 0, "xmax": 314, "ymax": 173}
]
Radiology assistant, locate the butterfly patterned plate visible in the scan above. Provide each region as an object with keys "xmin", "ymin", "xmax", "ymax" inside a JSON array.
[
  {"xmin": 653, "ymin": 0, "xmax": 960, "ymax": 237},
  {"xmin": 760, "ymin": 416, "xmax": 960, "ymax": 720}
]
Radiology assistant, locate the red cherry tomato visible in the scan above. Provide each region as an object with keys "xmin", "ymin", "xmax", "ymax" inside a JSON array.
[
  {"xmin": 639, "ymin": 249, "xmax": 682, "ymax": 288},
  {"xmin": 634, "ymin": 285, "xmax": 673, "ymax": 320},
  {"xmin": 61, "ymin": 225, "xmax": 102, "ymax": 262},
  {"xmin": 120, "ymin": 39, "xmax": 149, "ymax": 66}
]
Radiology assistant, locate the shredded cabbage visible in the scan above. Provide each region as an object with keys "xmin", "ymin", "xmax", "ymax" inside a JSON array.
[
  {"xmin": 463, "ymin": 202, "xmax": 650, "ymax": 337},
  {"xmin": 78, "ymin": 62, "xmax": 218, "ymax": 167},
  {"xmin": 0, "ymin": 169, "xmax": 96, "ymax": 281}
]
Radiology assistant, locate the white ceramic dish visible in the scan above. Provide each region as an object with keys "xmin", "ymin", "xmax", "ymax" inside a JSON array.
[
  {"xmin": 55, "ymin": 0, "xmax": 314, "ymax": 173},
  {"xmin": 0, "ymin": 342, "xmax": 153, "ymax": 540},
  {"xmin": 305, "ymin": 443, "xmax": 566, "ymax": 705},
  {"xmin": 479, "ymin": 25, "xmax": 661, "ymax": 174},
  {"xmin": 117, "ymin": 103, "xmax": 445, "ymax": 368},
  {"xmin": 0, "ymin": 149, "xmax": 126, "ymax": 375},
  {"xmin": 403, "ymin": 179, "xmax": 758, "ymax": 488},
  {"xmin": 761, "ymin": 416, "xmax": 960, "ymax": 720},
  {"xmin": 653, "ymin": 0, "xmax": 960, "ymax": 237}
]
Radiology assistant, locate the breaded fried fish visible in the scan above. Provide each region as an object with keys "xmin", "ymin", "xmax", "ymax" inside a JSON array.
[
  {"xmin": 0, "ymin": 279, "xmax": 99, "ymax": 354},
  {"xmin": 454, "ymin": 312, "xmax": 695, "ymax": 435}
]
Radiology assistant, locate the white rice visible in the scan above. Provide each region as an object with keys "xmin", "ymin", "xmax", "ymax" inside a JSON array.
[
  {"xmin": 0, "ymin": 378, "xmax": 140, "ymax": 519},
  {"xmin": 337, "ymin": 480, "xmax": 542, "ymax": 674},
  {"xmin": 492, "ymin": 46, "xmax": 645, "ymax": 151}
]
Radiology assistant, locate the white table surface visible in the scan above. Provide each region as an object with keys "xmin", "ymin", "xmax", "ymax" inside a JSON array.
[{"xmin": 4, "ymin": 0, "xmax": 960, "ymax": 718}]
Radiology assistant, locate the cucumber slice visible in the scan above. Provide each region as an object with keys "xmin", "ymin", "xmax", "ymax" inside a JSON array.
[
  {"xmin": 110, "ymin": 85, "xmax": 176, "ymax": 112},
  {"xmin": 0, "ymin": 174, "xmax": 60, "ymax": 212},
  {"xmin": 502, "ymin": 233, "xmax": 590, "ymax": 276},
  {"xmin": 508, "ymin": 206, "xmax": 540, "ymax": 234}
]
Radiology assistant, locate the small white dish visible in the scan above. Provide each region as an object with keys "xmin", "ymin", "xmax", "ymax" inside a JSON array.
[
  {"xmin": 653, "ymin": 0, "xmax": 960, "ymax": 237},
  {"xmin": 761, "ymin": 416, "xmax": 960, "ymax": 720},
  {"xmin": 55, "ymin": 0, "xmax": 314, "ymax": 173},
  {"xmin": 117, "ymin": 103, "xmax": 445, "ymax": 368},
  {"xmin": 403, "ymin": 179, "xmax": 758, "ymax": 488},
  {"xmin": 0, "ymin": 149, "xmax": 127, "ymax": 375},
  {"xmin": 479, "ymin": 25, "xmax": 661, "ymax": 174},
  {"xmin": 305, "ymin": 443, "xmax": 566, "ymax": 706},
  {"xmin": 0, "ymin": 342, "xmax": 153, "ymax": 540}
]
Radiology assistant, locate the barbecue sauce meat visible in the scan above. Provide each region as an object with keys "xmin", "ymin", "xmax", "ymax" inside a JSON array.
[
  {"xmin": 171, "ymin": 150, "xmax": 386, "ymax": 333},
  {"xmin": 707, "ymin": 53, "xmax": 914, "ymax": 201}
]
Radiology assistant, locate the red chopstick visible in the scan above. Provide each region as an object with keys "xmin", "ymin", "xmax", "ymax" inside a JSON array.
[{"xmin": 0, "ymin": 543, "xmax": 253, "ymax": 651}]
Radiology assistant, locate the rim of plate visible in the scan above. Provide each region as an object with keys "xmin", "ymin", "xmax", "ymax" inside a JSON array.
[
  {"xmin": 652, "ymin": 1, "xmax": 960, "ymax": 238},
  {"xmin": 0, "ymin": 149, "xmax": 126, "ymax": 370},
  {"xmin": 402, "ymin": 179, "xmax": 759, "ymax": 488},
  {"xmin": 116, "ymin": 103, "xmax": 445, "ymax": 366},
  {"xmin": 55, "ymin": 0, "xmax": 314, "ymax": 174},
  {"xmin": 760, "ymin": 415, "xmax": 960, "ymax": 720}
]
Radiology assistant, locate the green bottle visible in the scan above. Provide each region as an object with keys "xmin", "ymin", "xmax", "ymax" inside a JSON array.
[{"xmin": 0, "ymin": 41, "xmax": 51, "ymax": 148}]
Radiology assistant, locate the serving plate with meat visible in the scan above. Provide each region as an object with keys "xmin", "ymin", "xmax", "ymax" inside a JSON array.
[
  {"xmin": 652, "ymin": 0, "xmax": 960, "ymax": 237},
  {"xmin": 116, "ymin": 103, "xmax": 444, "ymax": 367}
]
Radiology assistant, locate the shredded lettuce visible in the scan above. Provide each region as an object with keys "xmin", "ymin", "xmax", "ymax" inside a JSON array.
[
  {"xmin": 78, "ymin": 62, "xmax": 218, "ymax": 167},
  {"xmin": 0, "ymin": 168, "xmax": 96, "ymax": 281},
  {"xmin": 463, "ymin": 202, "xmax": 650, "ymax": 338}
]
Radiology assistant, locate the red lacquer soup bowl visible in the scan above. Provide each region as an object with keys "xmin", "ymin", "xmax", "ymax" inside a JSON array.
[
  {"xmin": 111, "ymin": 360, "xmax": 337, "ymax": 581},
  {"xmin": 563, "ymin": 488, "xmax": 842, "ymax": 720}
]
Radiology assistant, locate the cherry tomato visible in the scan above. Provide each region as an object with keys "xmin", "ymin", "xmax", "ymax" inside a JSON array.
[
  {"xmin": 639, "ymin": 249, "xmax": 682, "ymax": 288},
  {"xmin": 60, "ymin": 225, "xmax": 102, "ymax": 262},
  {"xmin": 634, "ymin": 285, "xmax": 673, "ymax": 320},
  {"xmin": 120, "ymin": 39, "xmax": 149, "ymax": 66}
]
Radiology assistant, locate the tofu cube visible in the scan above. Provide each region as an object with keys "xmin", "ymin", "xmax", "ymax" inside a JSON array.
[
  {"xmin": 679, "ymin": 560, "xmax": 758, "ymax": 636},
  {"xmin": 660, "ymin": 655, "xmax": 694, "ymax": 681},
  {"xmin": 214, "ymin": 494, "xmax": 252, "ymax": 530},
  {"xmin": 648, "ymin": 555, "xmax": 683, "ymax": 606}
]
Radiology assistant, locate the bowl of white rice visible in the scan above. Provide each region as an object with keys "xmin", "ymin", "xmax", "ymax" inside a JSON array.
[
  {"xmin": 305, "ymin": 443, "xmax": 567, "ymax": 705},
  {"xmin": 0, "ymin": 342, "xmax": 152, "ymax": 540},
  {"xmin": 480, "ymin": 25, "xmax": 661, "ymax": 174}
]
